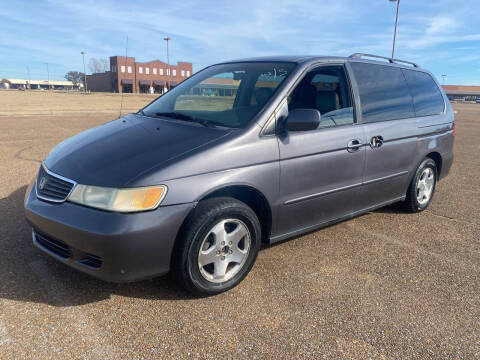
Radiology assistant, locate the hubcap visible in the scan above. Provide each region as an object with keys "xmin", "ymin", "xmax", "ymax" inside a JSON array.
[
  {"xmin": 416, "ymin": 167, "xmax": 435, "ymax": 205},
  {"xmin": 198, "ymin": 219, "xmax": 251, "ymax": 283}
]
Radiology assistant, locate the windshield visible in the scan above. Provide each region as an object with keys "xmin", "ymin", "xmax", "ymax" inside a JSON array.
[{"xmin": 141, "ymin": 62, "xmax": 296, "ymax": 128}]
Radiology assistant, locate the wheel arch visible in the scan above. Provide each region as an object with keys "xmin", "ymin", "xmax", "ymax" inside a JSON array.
[
  {"xmin": 425, "ymin": 151, "xmax": 443, "ymax": 177},
  {"xmin": 199, "ymin": 185, "xmax": 272, "ymax": 244},
  {"xmin": 175, "ymin": 184, "xmax": 273, "ymax": 246}
]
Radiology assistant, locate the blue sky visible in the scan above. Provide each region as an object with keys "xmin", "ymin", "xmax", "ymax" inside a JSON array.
[{"xmin": 1, "ymin": 0, "xmax": 479, "ymax": 84}]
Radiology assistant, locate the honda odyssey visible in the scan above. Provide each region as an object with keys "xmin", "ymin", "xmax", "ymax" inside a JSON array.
[{"xmin": 24, "ymin": 53, "xmax": 454, "ymax": 295}]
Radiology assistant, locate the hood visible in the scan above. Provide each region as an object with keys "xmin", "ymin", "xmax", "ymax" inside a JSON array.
[{"xmin": 44, "ymin": 114, "xmax": 231, "ymax": 187}]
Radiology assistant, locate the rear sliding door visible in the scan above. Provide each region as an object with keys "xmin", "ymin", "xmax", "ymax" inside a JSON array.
[{"xmin": 348, "ymin": 62, "xmax": 418, "ymax": 210}]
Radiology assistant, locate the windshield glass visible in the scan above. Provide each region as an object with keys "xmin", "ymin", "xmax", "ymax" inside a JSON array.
[{"xmin": 142, "ymin": 62, "xmax": 296, "ymax": 128}]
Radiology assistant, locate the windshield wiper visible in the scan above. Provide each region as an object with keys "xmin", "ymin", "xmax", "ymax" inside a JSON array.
[{"xmin": 154, "ymin": 112, "xmax": 217, "ymax": 128}]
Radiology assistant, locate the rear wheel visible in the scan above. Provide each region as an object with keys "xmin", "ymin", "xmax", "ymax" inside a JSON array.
[
  {"xmin": 172, "ymin": 197, "xmax": 261, "ymax": 296},
  {"xmin": 403, "ymin": 158, "xmax": 437, "ymax": 212}
]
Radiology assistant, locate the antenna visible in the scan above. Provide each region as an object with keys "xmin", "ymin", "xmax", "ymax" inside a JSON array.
[{"xmin": 119, "ymin": 36, "xmax": 128, "ymax": 118}]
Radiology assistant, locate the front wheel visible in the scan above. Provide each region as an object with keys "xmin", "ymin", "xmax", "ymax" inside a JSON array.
[
  {"xmin": 172, "ymin": 197, "xmax": 261, "ymax": 296},
  {"xmin": 403, "ymin": 158, "xmax": 437, "ymax": 212}
]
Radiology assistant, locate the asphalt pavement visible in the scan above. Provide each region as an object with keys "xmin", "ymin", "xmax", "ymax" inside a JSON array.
[{"xmin": 0, "ymin": 104, "xmax": 478, "ymax": 359}]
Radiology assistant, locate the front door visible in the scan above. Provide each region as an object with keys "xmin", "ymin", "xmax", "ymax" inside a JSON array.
[{"xmin": 274, "ymin": 65, "xmax": 366, "ymax": 239}]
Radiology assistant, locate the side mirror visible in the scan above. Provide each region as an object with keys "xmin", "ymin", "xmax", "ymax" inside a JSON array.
[{"xmin": 286, "ymin": 108, "xmax": 321, "ymax": 131}]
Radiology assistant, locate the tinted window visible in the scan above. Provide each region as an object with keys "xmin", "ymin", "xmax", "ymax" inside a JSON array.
[
  {"xmin": 289, "ymin": 66, "xmax": 354, "ymax": 128},
  {"xmin": 350, "ymin": 62, "xmax": 414, "ymax": 122},
  {"xmin": 402, "ymin": 69, "xmax": 444, "ymax": 116}
]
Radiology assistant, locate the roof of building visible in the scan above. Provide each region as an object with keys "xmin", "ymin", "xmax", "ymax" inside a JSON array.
[{"xmin": 442, "ymin": 85, "xmax": 480, "ymax": 96}]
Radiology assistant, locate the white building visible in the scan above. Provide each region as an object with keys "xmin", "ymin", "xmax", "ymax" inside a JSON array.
[{"xmin": 0, "ymin": 78, "xmax": 83, "ymax": 90}]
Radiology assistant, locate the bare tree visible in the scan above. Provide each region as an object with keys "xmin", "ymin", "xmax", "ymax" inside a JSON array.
[
  {"xmin": 88, "ymin": 58, "xmax": 109, "ymax": 73},
  {"xmin": 65, "ymin": 71, "xmax": 85, "ymax": 86}
]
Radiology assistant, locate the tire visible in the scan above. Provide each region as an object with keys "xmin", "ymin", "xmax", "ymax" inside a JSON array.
[
  {"xmin": 172, "ymin": 197, "xmax": 261, "ymax": 296},
  {"xmin": 403, "ymin": 158, "xmax": 437, "ymax": 213}
]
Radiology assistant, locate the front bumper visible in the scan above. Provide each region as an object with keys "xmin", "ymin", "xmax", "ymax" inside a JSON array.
[{"xmin": 24, "ymin": 182, "xmax": 195, "ymax": 282}]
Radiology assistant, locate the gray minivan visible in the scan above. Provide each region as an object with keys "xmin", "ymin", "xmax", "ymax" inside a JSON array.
[{"xmin": 24, "ymin": 53, "xmax": 454, "ymax": 295}]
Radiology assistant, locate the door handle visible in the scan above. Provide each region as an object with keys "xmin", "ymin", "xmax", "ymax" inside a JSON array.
[
  {"xmin": 347, "ymin": 139, "xmax": 364, "ymax": 152},
  {"xmin": 370, "ymin": 135, "xmax": 384, "ymax": 148}
]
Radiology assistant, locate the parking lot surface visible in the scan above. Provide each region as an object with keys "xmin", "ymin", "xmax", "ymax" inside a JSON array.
[{"xmin": 0, "ymin": 95, "xmax": 479, "ymax": 359}]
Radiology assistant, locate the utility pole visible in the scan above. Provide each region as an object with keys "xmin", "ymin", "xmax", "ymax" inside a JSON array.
[
  {"xmin": 81, "ymin": 51, "xmax": 87, "ymax": 92},
  {"xmin": 441, "ymin": 74, "xmax": 447, "ymax": 86},
  {"xmin": 389, "ymin": 0, "xmax": 400, "ymax": 59},
  {"xmin": 45, "ymin": 62, "xmax": 50, "ymax": 90},
  {"xmin": 164, "ymin": 37, "xmax": 171, "ymax": 91}
]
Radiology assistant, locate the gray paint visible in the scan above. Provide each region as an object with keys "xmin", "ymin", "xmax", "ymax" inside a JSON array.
[{"xmin": 24, "ymin": 55, "xmax": 455, "ymax": 282}]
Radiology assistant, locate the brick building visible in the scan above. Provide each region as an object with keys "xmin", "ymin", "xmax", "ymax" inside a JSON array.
[{"xmin": 86, "ymin": 56, "xmax": 193, "ymax": 93}]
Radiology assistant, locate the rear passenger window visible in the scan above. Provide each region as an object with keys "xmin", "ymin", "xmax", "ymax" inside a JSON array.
[
  {"xmin": 288, "ymin": 66, "xmax": 354, "ymax": 128},
  {"xmin": 350, "ymin": 62, "xmax": 414, "ymax": 123},
  {"xmin": 402, "ymin": 70, "xmax": 444, "ymax": 116}
]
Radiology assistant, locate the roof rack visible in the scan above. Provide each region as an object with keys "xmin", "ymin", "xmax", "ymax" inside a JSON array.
[{"xmin": 348, "ymin": 53, "xmax": 419, "ymax": 68}]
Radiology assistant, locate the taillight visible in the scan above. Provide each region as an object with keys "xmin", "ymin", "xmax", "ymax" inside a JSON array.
[{"xmin": 452, "ymin": 122, "xmax": 455, "ymax": 136}]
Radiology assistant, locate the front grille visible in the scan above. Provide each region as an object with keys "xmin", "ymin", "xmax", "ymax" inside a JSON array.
[
  {"xmin": 78, "ymin": 254, "xmax": 103, "ymax": 269},
  {"xmin": 34, "ymin": 231, "xmax": 72, "ymax": 259},
  {"xmin": 36, "ymin": 165, "xmax": 75, "ymax": 202}
]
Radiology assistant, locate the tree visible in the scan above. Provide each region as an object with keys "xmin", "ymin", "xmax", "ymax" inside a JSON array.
[
  {"xmin": 88, "ymin": 58, "xmax": 109, "ymax": 73},
  {"xmin": 64, "ymin": 71, "xmax": 85, "ymax": 86}
]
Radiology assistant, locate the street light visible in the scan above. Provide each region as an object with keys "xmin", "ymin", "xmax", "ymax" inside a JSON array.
[
  {"xmin": 45, "ymin": 62, "xmax": 50, "ymax": 90},
  {"xmin": 163, "ymin": 37, "xmax": 171, "ymax": 91},
  {"xmin": 442, "ymin": 74, "xmax": 447, "ymax": 86},
  {"xmin": 81, "ymin": 51, "xmax": 87, "ymax": 92},
  {"xmin": 389, "ymin": 0, "xmax": 400, "ymax": 59}
]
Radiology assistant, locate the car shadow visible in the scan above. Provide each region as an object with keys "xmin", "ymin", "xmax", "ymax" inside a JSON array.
[
  {"xmin": 0, "ymin": 186, "xmax": 194, "ymax": 307},
  {"xmin": 1, "ymin": 186, "xmax": 409, "ymax": 307},
  {"xmin": 373, "ymin": 202, "xmax": 410, "ymax": 214}
]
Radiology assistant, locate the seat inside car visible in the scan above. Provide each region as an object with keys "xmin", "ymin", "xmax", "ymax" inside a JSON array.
[
  {"xmin": 254, "ymin": 87, "xmax": 274, "ymax": 107},
  {"xmin": 316, "ymin": 90, "xmax": 339, "ymax": 114}
]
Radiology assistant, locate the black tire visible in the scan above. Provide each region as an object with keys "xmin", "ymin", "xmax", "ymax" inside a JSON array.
[
  {"xmin": 172, "ymin": 197, "xmax": 261, "ymax": 296},
  {"xmin": 403, "ymin": 158, "xmax": 437, "ymax": 213}
]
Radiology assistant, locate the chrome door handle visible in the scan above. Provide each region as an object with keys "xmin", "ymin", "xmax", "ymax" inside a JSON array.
[
  {"xmin": 370, "ymin": 135, "xmax": 384, "ymax": 148},
  {"xmin": 347, "ymin": 139, "xmax": 364, "ymax": 152}
]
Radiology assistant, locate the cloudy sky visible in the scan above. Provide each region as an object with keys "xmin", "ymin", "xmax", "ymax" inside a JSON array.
[{"xmin": 1, "ymin": 0, "xmax": 479, "ymax": 84}]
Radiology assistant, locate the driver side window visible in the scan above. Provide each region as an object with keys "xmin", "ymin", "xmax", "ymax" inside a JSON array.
[{"xmin": 288, "ymin": 66, "xmax": 354, "ymax": 128}]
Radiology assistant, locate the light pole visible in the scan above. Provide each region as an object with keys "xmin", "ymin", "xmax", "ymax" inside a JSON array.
[
  {"xmin": 163, "ymin": 37, "xmax": 171, "ymax": 91},
  {"xmin": 81, "ymin": 51, "xmax": 87, "ymax": 92},
  {"xmin": 441, "ymin": 74, "xmax": 447, "ymax": 86},
  {"xmin": 389, "ymin": 0, "xmax": 400, "ymax": 59},
  {"xmin": 26, "ymin": 66, "xmax": 30, "ymax": 90},
  {"xmin": 45, "ymin": 62, "xmax": 50, "ymax": 90}
]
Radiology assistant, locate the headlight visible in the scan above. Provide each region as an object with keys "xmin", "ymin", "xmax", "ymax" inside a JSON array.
[{"xmin": 68, "ymin": 184, "xmax": 167, "ymax": 212}]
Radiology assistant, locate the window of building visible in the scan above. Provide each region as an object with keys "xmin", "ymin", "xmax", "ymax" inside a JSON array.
[
  {"xmin": 186, "ymin": 71, "xmax": 190, "ymax": 77},
  {"xmin": 350, "ymin": 62, "xmax": 414, "ymax": 123},
  {"xmin": 121, "ymin": 65, "xmax": 125, "ymax": 73},
  {"xmin": 127, "ymin": 66, "xmax": 132, "ymax": 73},
  {"xmin": 146, "ymin": 67, "xmax": 150, "ymax": 75},
  {"xmin": 153, "ymin": 68, "xmax": 157, "ymax": 75},
  {"xmin": 402, "ymin": 69, "xmax": 444, "ymax": 116},
  {"xmin": 167, "ymin": 69, "xmax": 170, "ymax": 76},
  {"xmin": 139, "ymin": 66, "xmax": 143, "ymax": 74},
  {"xmin": 288, "ymin": 65, "xmax": 354, "ymax": 127},
  {"xmin": 112, "ymin": 66, "xmax": 116, "ymax": 72},
  {"xmin": 181, "ymin": 70, "xmax": 185, "ymax": 77},
  {"xmin": 160, "ymin": 68, "xmax": 164, "ymax": 75},
  {"xmin": 173, "ymin": 69, "xmax": 177, "ymax": 76}
]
